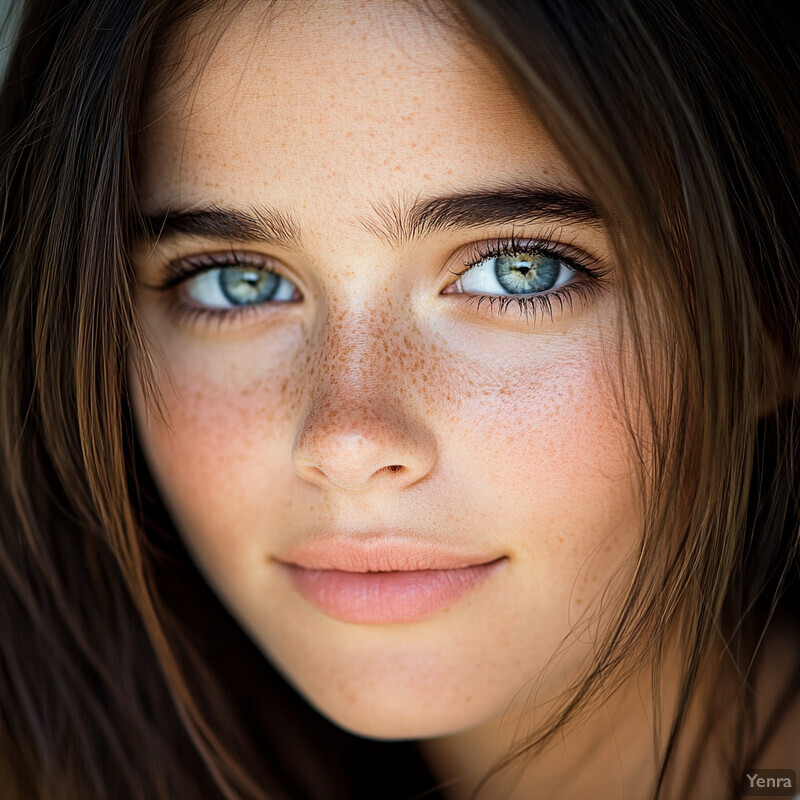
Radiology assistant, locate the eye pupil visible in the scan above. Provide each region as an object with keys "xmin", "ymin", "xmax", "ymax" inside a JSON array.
[
  {"xmin": 495, "ymin": 254, "xmax": 560, "ymax": 294},
  {"xmin": 219, "ymin": 267, "xmax": 279, "ymax": 305}
]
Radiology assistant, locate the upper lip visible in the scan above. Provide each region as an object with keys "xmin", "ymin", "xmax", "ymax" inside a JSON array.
[{"xmin": 273, "ymin": 535, "xmax": 505, "ymax": 573}]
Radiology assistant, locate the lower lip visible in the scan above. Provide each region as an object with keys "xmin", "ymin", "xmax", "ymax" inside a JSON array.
[{"xmin": 279, "ymin": 558, "xmax": 507, "ymax": 624}]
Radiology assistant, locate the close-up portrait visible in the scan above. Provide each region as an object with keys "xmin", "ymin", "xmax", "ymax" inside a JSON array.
[{"xmin": 0, "ymin": 1, "xmax": 798, "ymax": 798}]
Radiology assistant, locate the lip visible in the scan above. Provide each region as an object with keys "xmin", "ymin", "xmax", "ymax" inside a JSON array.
[{"xmin": 274, "ymin": 536, "xmax": 508, "ymax": 624}]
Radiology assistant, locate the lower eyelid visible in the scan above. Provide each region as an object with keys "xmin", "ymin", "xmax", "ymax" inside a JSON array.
[
  {"xmin": 449, "ymin": 278, "xmax": 604, "ymax": 322},
  {"xmin": 167, "ymin": 300, "xmax": 263, "ymax": 331}
]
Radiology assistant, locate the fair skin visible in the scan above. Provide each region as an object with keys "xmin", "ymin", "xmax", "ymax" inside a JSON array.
[{"xmin": 128, "ymin": 1, "xmax": 798, "ymax": 797}]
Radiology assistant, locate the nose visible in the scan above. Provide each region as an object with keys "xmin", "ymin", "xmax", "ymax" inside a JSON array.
[
  {"xmin": 291, "ymin": 332, "xmax": 436, "ymax": 492},
  {"xmin": 293, "ymin": 407, "xmax": 436, "ymax": 491}
]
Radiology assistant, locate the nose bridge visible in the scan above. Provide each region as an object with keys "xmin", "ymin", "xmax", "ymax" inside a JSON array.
[
  {"xmin": 304, "ymin": 304, "xmax": 403, "ymax": 434},
  {"xmin": 322, "ymin": 306, "xmax": 392, "ymax": 397},
  {"xmin": 292, "ymin": 302, "xmax": 435, "ymax": 491}
]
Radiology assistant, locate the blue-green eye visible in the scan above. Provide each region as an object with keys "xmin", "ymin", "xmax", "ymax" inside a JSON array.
[
  {"xmin": 456, "ymin": 252, "xmax": 574, "ymax": 296},
  {"xmin": 184, "ymin": 266, "xmax": 298, "ymax": 308}
]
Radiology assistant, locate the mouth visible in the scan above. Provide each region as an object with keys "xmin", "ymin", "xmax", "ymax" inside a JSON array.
[{"xmin": 273, "ymin": 537, "xmax": 508, "ymax": 624}]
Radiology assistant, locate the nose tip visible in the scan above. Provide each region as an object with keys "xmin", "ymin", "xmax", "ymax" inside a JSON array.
[{"xmin": 292, "ymin": 417, "xmax": 435, "ymax": 492}]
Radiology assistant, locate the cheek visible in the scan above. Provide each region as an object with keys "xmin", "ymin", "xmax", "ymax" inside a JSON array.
[
  {"xmin": 431, "ymin": 332, "xmax": 640, "ymax": 604},
  {"xmin": 128, "ymin": 338, "xmax": 300, "ymax": 576},
  {"xmin": 468, "ymin": 360, "xmax": 633, "ymax": 534}
]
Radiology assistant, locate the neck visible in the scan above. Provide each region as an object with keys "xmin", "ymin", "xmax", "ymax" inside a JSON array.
[{"xmin": 416, "ymin": 632, "xmax": 742, "ymax": 800}]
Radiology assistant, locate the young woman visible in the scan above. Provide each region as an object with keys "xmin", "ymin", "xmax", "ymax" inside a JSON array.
[{"xmin": 1, "ymin": 1, "xmax": 798, "ymax": 798}]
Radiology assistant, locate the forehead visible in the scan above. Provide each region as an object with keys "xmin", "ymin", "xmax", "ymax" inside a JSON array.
[{"xmin": 139, "ymin": 0, "xmax": 578, "ymax": 222}]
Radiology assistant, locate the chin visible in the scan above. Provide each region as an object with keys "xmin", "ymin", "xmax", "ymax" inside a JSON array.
[
  {"xmin": 324, "ymin": 710, "xmax": 467, "ymax": 741},
  {"xmin": 302, "ymin": 686, "xmax": 501, "ymax": 742}
]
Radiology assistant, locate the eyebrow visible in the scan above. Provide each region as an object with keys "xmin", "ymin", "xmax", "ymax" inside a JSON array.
[{"xmin": 141, "ymin": 184, "xmax": 601, "ymax": 248}]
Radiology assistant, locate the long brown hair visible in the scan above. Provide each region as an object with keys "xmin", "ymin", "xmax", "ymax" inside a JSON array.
[
  {"xmin": 0, "ymin": 1, "xmax": 797, "ymax": 798},
  {"xmin": 450, "ymin": 1, "xmax": 800, "ymax": 796}
]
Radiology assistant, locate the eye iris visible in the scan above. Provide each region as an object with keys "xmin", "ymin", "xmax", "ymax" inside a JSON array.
[
  {"xmin": 494, "ymin": 254, "xmax": 560, "ymax": 294},
  {"xmin": 219, "ymin": 268, "xmax": 279, "ymax": 305}
]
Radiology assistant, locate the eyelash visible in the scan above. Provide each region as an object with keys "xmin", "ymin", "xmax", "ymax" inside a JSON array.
[
  {"xmin": 150, "ymin": 250, "xmax": 286, "ymax": 329},
  {"xmin": 149, "ymin": 236, "xmax": 611, "ymax": 329},
  {"xmin": 452, "ymin": 233, "xmax": 611, "ymax": 322}
]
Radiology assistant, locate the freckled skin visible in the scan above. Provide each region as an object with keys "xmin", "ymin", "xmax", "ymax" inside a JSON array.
[{"xmin": 129, "ymin": 0, "xmax": 642, "ymax": 756}]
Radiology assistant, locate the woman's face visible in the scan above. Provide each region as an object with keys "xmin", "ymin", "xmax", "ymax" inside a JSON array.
[{"xmin": 130, "ymin": 0, "xmax": 641, "ymax": 739}]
